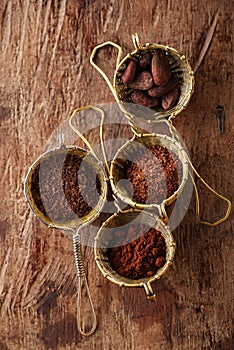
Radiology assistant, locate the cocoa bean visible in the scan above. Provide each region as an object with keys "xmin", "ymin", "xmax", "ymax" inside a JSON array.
[
  {"xmin": 148, "ymin": 75, "xmax": 179, "ymax": 97},
  {"xmin": 151, "ymin": 50, "xmax": 171, "ymax": 86},
  {"xmin": 128, "ymin": 71, "xmax": 153, "ymax": 90},
  {"xmin": 162, "ymin": 87, "xmax": 179, "ymax": 111},
  {"xmin": 131, "ymin": 90, "xmax": 159, "ymax": 108},
  {"xmin": 138, "ymin": 52, "xmax": 152, "ymax": 69},
  {"xmin": 121, "ymin": 60, "xmax": 137, "ymax": 84}
]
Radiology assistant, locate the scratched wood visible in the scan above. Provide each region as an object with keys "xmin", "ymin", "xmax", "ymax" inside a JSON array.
[{"xmin": 0, "ymin": 0, "xmax": 233, "ymax": 349}]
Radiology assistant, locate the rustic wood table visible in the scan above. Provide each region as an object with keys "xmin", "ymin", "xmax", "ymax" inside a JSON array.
[{"xmin": 0, "ymin": 1, "xmax": 233, "ymax": 349}]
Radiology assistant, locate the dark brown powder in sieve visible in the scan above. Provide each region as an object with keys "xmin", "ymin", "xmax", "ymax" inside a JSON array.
[
  {"xmin": 30, "ymin": 151, "xmax": 101, "ymax": 223},
  {"xmin": 107, "ymin": 223, "xmax": 166, "ymax": 279},
  {"xmin": 126, "ymin": 145, "xmax": 182, "ymax": 204}
]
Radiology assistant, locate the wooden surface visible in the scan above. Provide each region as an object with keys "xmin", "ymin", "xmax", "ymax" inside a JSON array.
[{"xmin": 0, "ymin": 0, "xmax": 233, "ymax": 349}]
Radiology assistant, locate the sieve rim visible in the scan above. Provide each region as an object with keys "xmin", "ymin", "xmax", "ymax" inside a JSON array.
[
  {"xmin": 24, "ymin": 145, "xmax": 108, "ymax": 230},
  {"xmin": 94, "ymin": 209, "xmax": 176, "ymax": 288}
]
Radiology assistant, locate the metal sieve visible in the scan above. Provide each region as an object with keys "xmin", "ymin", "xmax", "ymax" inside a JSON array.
[
  {"xmin": 94, "ymin": 209, "xmax": 175, "ymax": 300},
  {"xmin": 24, "ymin": 106, "xmax": 108, "ymax": 336},
  {"xmin": 90, "ymin": 33, "xmax": 194, "ymax": 122},
  {"xmin": 109, "ymin": 124, "xmax": 231, "ymax": 226},
  {"xmin": 109, "ymin": 122, "xmax": 189, "ymax": 223},
  {"xmin": 24, "ymin": 145, "xmax": 106, "ymax": 229}
]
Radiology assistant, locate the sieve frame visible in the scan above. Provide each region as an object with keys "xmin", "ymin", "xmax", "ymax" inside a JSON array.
[
  {"xmin": 114, "ymin": 42, "xmax": 194, "ymax": 122},
  {"xmin": 109, "ymin": 133, "xmax": 189, "ymax": 220},
  {"xmin": 90, "ymin": 33, "xmax": 195, "ymax": 123},
  {"xmin": 24, "ymin": 104, "xmax": 110, "ymax": 337},
  {"xmin": 94, "ymin": 209, "xmax": 176, "ymax": 299},
  {"xmin": 24, "ymin": 144, "xmax": 108, "ymax": 231}
]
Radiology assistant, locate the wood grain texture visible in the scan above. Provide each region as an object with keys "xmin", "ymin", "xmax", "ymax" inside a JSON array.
[{"xmin": 0, "ymin": 0, "xmax": 233, "ymax": 349}]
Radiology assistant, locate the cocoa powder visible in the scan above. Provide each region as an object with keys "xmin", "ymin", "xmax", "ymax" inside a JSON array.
[
  {"xmin": 107, "ymin": 223, "xmax": 166, "ymax": 279},
  {"xmin": 30, "ymin": 150, "xmax": 101, "ymax": 223},
  {"xmin": 126, "ymin": 145, "xmax": 182, "ymax": 204}
]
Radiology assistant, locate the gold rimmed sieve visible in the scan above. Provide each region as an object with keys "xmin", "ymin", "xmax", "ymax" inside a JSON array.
[
  {"xmin": 90, "ymin": 33, "xmax": 194, "ymax": 122},
  {"xmin": 109, "ymin": 127, "xmax": 189, "ymax": 223},
  {"xmin": 109, "ymin": 120, "xmax": 231, "ymax": 227},
  {"xmin": 24, "ymin": 106, "xmax": 109, "ymax": 336},
  {"xmin": 94, "ymin": 209, "xmax": 175, "ymax": 300},
  {"xmin": 24, "ymin": 145, "xmax": 106, "ymax": 230}
]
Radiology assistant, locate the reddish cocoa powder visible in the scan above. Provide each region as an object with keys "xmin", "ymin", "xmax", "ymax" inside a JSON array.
[
  {"xmin": 107, "ymin": 223, "xmax": 166, "ymax": 279},
  {"xmin": 126, "ymin": 145, "xmax": 182, "ymax": 204}
]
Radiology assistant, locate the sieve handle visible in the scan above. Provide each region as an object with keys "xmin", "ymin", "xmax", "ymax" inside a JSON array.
[
  {"xmin": 188, "ymin": 161, "xmax": 231, "ymax": 226},
  {"xmin": 73, "ymin": 231, "xmax": 97, "ymax": 336},
  {"xmin": 90, "ymin": 41, "xmax": 123, "ymax": 102},
  {"xmin": 143, "ymin": 282, "xmax": 156, "ymax": 301},
  {"xmin": 69, "ymin": 105, "xmax": 110, "ymax": 174},
  {"xmin": 130, "ymin": 116, "xmax": 179, "ymax": 141}
]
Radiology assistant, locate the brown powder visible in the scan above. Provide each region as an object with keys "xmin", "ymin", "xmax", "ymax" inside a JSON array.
[
  {"xmin": 30, "ymin": 151, "xmax": 101, "ymax": 223},
  {"xmin": 126, "ymin": 145, "xmax": 182, "ymax": 204},
  {"xmin": 107, "ymin": 223, "xmax": 166, "ymax": 280}
]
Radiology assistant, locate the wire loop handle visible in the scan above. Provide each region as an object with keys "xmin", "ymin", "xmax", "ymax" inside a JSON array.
[
  {"xmin": 132, "ymin": 33, "xmax": 141, "ymax": 50},
  {"xmin": 90, "ymin": 41, "xmax": 122, "ymax": 102},
  {"xmin": 144, "ymin": 114, "xmax": 231, "ymax": 226},
  {"xmin": 90, "ymin": 38, "xmax": 141, "ymax": 134},
  {"xmin": 69, "ymin": 105, "xmax": 110, "ymax": 174},
  {"xmin": 166, "ymin": 119, "xmax": 231, "ymax": 226},
  {"xmin": 188, "ymin": 163, "xmax": 231, "ymax": 226},
  {"xmin": 73, "ymin": 230, "xmax": 97, "ymax": 336},
  {"xmin": 69, "ymin": 106, "xmax": 111, "ymax": 335},
  {"xmin": 130, "ymin": 116, "xmax": 179, "ymax": 140}
]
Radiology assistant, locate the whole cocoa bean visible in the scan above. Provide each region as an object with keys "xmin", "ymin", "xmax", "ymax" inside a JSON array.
[
  {"xmin": 162, "ymin": 88, "xmax": 179, "ymax": 111},
  {"xmin": 151, "ymin": 51, "xmax": 171, "ymax": 86},
  {"xmin": 121, "ymin": 60, "xmax": 137, "ymax": 84},
  {"xmin": 128, "ymin": 71, "xmax": 153, "ymax": 90},
  {"xmin": 138, "ymin": 52, "xmax": 152, "ymax": 69},
  {"xmin": 148, "ymin": 75, "xmax": 179, "ymax": 97},
  {"xmin": 131, "ymin": 90, "xmax": 159, "ymax": 108}
]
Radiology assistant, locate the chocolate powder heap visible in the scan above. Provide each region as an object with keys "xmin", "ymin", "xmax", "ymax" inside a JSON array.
[
  {"xmin": 126, "ymin": 145, "xmax": 182, "ymax": 204},
  {"xmin": 30, "ymin": 151, "xmax": 100, "ymax": 223},
  {"xmin": 107, "ymin": 223, "xmax": 166, "ymax": 280}
]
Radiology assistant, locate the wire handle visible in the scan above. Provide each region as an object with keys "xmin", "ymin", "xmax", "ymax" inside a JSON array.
[
  {"xmin": 130, "ymin": 116, "xmax": 179, "ymax": 141},
  {"xmin": 73, "ymin": 230, "xmax": 97, "ymax": 336},
  {"xmin": 143, "ymin": 282, "xmax": 156, "ymax": 301},
  {"xmin": 89, "ymin": 34, "xmax": 154, "ymax": 137},
  {"xmin": 69, "ymin": 105, "xmax": 110, "ymax": 174},
  {"xmin": 187, "ymin": 159, "xmax": 231, "ymax": 226},
  {"xmin": 132, "ymin": 33, "xmax": 142, "ymax": 50},
  {"xmin": 90, "ymin": 41, "xmax": 123, "ymax": 102}
]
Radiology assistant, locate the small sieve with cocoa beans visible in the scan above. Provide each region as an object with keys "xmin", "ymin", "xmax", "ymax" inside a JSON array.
[{"xmin": 90, "ymin": 33, "xmax": 194, "ymax": 122}]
